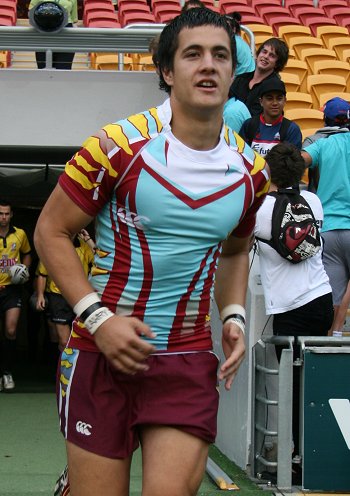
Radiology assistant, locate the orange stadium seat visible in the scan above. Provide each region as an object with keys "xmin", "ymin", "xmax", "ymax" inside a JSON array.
[
  {"xmin": 282, "ymin": 59, "xmax": 309, "ymax": 92},
  {"xmin": 118, "ymin": 3, "xmax": 151, "ymax": 23},
  {"xmin": 88, "ymin": 19, "xmax": 121, "ymax": 26},
  {"xmin": 300, "ymin": 47, "xmax": 337, "ymax": 73},
  {"xmin": 219, "ymin": 0, "xmax": 248, "ymax": 6},
  {"xmin": 280, "ymin": 72, "xmax": 301, "ymax": 92},
  {"xmin": 283, "ymin": 0, "xmax": 314, "ymax": 12},
  {"xmin": 240, "ymin": 14, "xmax": 265, "ymax": 24},
  {"xmin": 254, "ymin": 34, "xmax": 274, "ymax": 50},
  {"xmin": 155, "ymin": 10, "xmax": 179, "ymax": 22},
  {"xmin": 0, "ymin": 16, "xmax": 14, "ymax": 26},
  {"xmin": 86, "ymin": 10, "xmax": 119, "ymax": 25},
  {"xmin": 242, "ymin": 23, "xmax": 272, "ymax": 45},
  {"xmin": 258, "ymin": 5, "xmax": 290, "ymax": 21},
  {"xmin": 278, "ymin": 25, "xmax": 312, "ymax": 45},
  {"xmin": 250, "ymin": 0, "xmax": 280, "ymax": 6},
  {"xmin": 94, "ymin": 54, "xmax": 133, "ymax": 70},
  {"xmin": 307, "ymin": 74, "xmax": 346, "ymax": 107},
  {"xmin": 284, "ymin": 108, "xmax": 324, "ymax": 133},
  {"xmin": 326, "ymin": 6, "xmax": 350, "ymax": 22},
  {"xmin": 151, "ymin": 0, "xmax": 181, "ymax": 6},
  {"xmin": 313, "ymin": 60, "xmax": 350, "ymax": 87},
  {"xmin": 0, "ymin": 5, "xmax": 16, "ymax": 20},
  {"xmin": 318, "ymin": 0, "xmax": 348, "ymax": 8},
  {"xmin": 316, "ymin": 25, "xmax": 349, "ymax": 48},
  {"xmin": 284, "ymin": 92, "xmax": 313, "ymax": 111},
  {"xmin": 319, "ymin": 92, "xmax": 350, "ymax": 108},
  {"xmin": 328, "ymin": 37, "xmax": 350, "ymax": 61},
  {"xmin": 288, "ymin": 36, "xmax": 324, "ymax": 59},
  {"xmin": 291, "ymin": 6, "xmax": 326, "ymax": 23},
  {"xmin": 83, "ymin": 3, "xmax": 116, "ymax": 25},
  {"xmin": 321, "ymin": 2, "xmax": 349, "ymax": 17}
]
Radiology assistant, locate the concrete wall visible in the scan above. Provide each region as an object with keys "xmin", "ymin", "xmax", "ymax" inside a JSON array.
[{"xmin": 0, "ymin": 69, "xmax": 165, "ymax": 148}]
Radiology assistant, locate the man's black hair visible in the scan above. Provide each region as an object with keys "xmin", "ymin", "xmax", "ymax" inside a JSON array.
[
  {"xmin": 0, "ymin": 200, "xmax": 12, "ymax": 209},
  {"xmin": 256, "ymin": 37, "xmax": 289, "ymax": 73},
  {"xmin": 181, "ymin": 0, "xmax": 206, "ymax": 13},
  {"xmin": 265, "ymin": 143, "xmax": 305, "ymax": 188},
  {"xmin": 157, "ymin": 8, "xmax": 236, "ymax": 94}
]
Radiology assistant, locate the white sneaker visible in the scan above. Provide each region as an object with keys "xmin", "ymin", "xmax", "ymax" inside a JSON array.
[
  {"xmin": 3, "ymin": 374, "xmax": 15, "ymax": 391},
  {"xmin": 0, "ymin": 377, "xmax": 3, "ymax": 392}
]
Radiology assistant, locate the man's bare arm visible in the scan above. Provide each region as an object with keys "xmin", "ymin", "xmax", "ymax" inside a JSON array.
[{"xmin": 34, "ymin": 184, "xmax": 156, "ymax": 374}]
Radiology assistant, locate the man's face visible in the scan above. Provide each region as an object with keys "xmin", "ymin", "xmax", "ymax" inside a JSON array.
[
  {"xmin": 0, "ymin": 206, "xmax": 12, "ymax": 229},
  {"xmin": 162, "ymin": 25, "xmax": 234, "ymax": 115},
  {"xmin": 256, "ymin": 44, "xmax": 278, "ymax": 73},
  {"xmin": 260, "ymin": 91, "xmax": 286, "ymax": 120}
]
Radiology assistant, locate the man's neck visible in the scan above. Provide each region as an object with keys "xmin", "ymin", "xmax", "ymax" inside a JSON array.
[
  {"xmin": 0, "ymin": 226, "xmax": 9, "ymax": 238},
  {"xmin": 169, "ymin": 98, "xmax": 223, "ymax": 151},
  {"xmin": 251, "ymin": 67, "xmax": 274, "ymax": 85}
]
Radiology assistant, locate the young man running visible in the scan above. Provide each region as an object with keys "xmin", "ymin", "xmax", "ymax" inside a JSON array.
[{"xmin": 35, "ymin": 9, "xmax": 269, "ymax": 496}]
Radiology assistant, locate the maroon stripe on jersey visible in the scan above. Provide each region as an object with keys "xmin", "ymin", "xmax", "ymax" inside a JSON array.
[
  {"xmin": 167, "ymin": 246, "xmax": 215, "ymax": 351},
  {"xmin": 142, "ymin": 163, "xmax": 247, "ymax": 209}
]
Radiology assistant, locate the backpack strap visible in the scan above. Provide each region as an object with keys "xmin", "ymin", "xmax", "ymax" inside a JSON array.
[
  {"xmin": 278, "ymin": 117, "xmax": 292, "ymax": 142},
  {"xmin": 245, "ymin": 114, "xmax": 261, "ymax": 146}
]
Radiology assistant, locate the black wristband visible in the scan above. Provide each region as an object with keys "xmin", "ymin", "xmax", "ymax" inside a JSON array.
[
  {"xmin": 80, "ymin": 302, "xmax": 104, "ymax": 321},
  {"xmin": 222, "ymin": 313, "xmax": 246, "ymax": 326}
]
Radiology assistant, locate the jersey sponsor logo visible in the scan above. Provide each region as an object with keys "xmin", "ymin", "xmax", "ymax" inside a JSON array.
[
  {"xmin": 117, "ymin": 207, "xmax": 150, "ymax": 231},
  {"xmin": 0, "ymin": 256, "xmax": 17, "ymax": 272},
  {"xmin": 76, "ymin": 421, "xmax": 92, "ymax": 436}
]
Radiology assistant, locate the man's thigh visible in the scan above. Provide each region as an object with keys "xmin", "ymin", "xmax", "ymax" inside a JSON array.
[
  {"xmin": 66, "ymin": 441, "xmax": 132, "ymax": 496},
  {"xmin": 140, "ymin": 425, "xmax": 209, "ymax": 496},
  {"xmin": 322, "ymin": 230, "xmax": 350, "ymax": 305}
]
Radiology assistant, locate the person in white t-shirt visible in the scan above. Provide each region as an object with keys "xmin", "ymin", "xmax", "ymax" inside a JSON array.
[{"xmin": 254, "ymin": 142, "xmax": 333, "ymax": 473}]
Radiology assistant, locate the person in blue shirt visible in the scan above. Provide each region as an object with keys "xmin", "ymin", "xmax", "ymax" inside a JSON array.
[
  {"xmin": 225, "ymin": 12, "xmax": 255, "ymax": 77},
  {"xmin": 239, "ymin": 78, "xmax": 302, "ymax": 156},
  {"xmin": 302, "ymin": 130, "xmax": 350, "ymax": 329}
]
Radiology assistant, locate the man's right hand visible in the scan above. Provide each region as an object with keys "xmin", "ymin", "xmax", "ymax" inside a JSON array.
[{"xmin": 94, "ymin": 315, "xmax": 156, "ymax": 374}]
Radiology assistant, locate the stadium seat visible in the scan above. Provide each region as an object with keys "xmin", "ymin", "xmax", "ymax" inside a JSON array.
[
  {"xmin": 242, "ymin": 23, "xmax": 272, "ymax": 45},
  {"xmin": 220, "ymin": 4, "xmax": 255, "ymax": 15},
  {"xmin": 321, "ymin": 1, "xmax": 349, "ymax": 17},
  {"xmin": 313, "ymin": 60, "xmax": 350, "ymax": 87},
  {"xmin": 254, "ymin": 35, "xmax": 274, "ymax": 51},
  {"xmin": 94, "ymin": 54, "xmax": 133, "ymax": 70},
  {"xmin": 240, "ymin": 15, "xmax": 265, "ymax": 24},
  {"xmin": 153, "ymin": 3, "xmax": 181, "ymax": 21},
  {"xmin": 83, "ymin": 3, "xmax": 116, "ymax": 25},
  {"xmin": 0, "ymin": 51, "xmax": 8, "ymax": 68},
  {"xmin": 0, "ymin": 5, "xmax": 16, "ymax": 22},
  {"xmin": 151, "ymin": 0, "xmax": 181, "ymax": 6},
  {"xmin": 327, "ymin": 38, "xmax": 350, "ymax": 61},
  {"xmin": 316, "ymin": 25, "xmax": 349, "ymax": 49},
  {"xmin": 0, "ymin": 16, "xmax": 14, "ymax": 26},
  {"xmin": 283, "ymin": 0, "xmax": 314, "ymax": 14},
  {"xmin": 280, "ymin": 72, "xmax": 301, "ymax": 92},
  {"xmin": 302, "ymin": 16, "xmax": 337, "ymax": 37},
  {"xmin": 288, "ymin": 36, "xmax": 324, "ymax": 59},
  {"xmin": 88, "ymin": 19, "xmax": 121, "ymax": 26},
  {"xmin": 284, "ymin": 108, "xmax": 324, "ymax": 133},
  {"xmin": 291, "ymin": 6, "xmax": 326, "ymax": 23},
  {"xmin": 122, "ymin": 11, "xmax": 156, "ymax": 25},
  {"xmin": 306, "ymin": 74, "xmax": 346, "ymax": 107},
  {"xmin": 262, "ymin": 15, "xmax": 300, "ymax": 36},
  {"xmin": 219, "ymin": 0, "xmax": 248, "ymax": 6},
  {"xmin": 133, "ymin": 54, "xmax": 156, "ymax": 71},
  {"xmin": 318, "ymin": 92, "xmax": 350, "ymax": 108},
  {"xmin": 253, "ymin": 0, "xmax": 283, "ymax": 16},
  {"xmin": 299, "ymin": 47, "xmax": 337, "ymax": 73},
  {"xmin": 284, "ymin": 92, "xmax": 313, "ymax": 111},
  {"xmin": 118, "ymin": 3, "xmax": 151, "ymax": 24},
  {"xmin": 258, "ymin": 5, "xmax": 290, "ymax": 22},
  {"xmin": 282, "ymin": 59, "xmax": 309, "ymax": 92},
  {"xmin": 325, "ymin": 6, "xmax": 350, "ymax": 23},
  {"xmin": 86, "ymin": 10, "xmax": 119, "ymax": 24},
  {"xmin": 278, "ymin": 25, "xmax": 312, "ymax": 45}
]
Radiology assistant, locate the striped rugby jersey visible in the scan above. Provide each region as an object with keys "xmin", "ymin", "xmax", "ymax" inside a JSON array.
[{"xmin": 60, "ymin": 99, "xmax": 270, "ymax": 352}]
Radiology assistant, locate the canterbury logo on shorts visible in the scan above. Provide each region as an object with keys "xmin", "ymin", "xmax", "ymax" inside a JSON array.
[{"xmin": 76, "ymin": 421, "xmax": 92, "ymax": 436}]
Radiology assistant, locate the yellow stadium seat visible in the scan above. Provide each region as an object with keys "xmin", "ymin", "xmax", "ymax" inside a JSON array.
[
  {"xmin": 313, "ymin": 60, "xmax": 350, "ymax": 87},
  {"xmin": 243, "ymin": 24, "xmax": 273, "ymax": 44},
  {"xmin": 316, "ymin": 25, "xmax": 349, "ymax": 49},
  {"xmin": 284, "ymin": 108, "xmax": 324, "ymax": 134},
  {"xmin": 288, "ymin": 35, "xmax": 324, "ymax": 59},
  {"xmin": 281, "ymin": 59, "xmax": 309, "ymax": 92},
  {"xmin": 299, "ymin": 47, "xmax": 337, "ymax": 73},
  {"xmin": 284, "ymin": 92, "xmax": 313, "ymax": 111},
  {"xmin": 306, "ymin": 74, "xmax": 346, "ymax": 107},
  {"xmin": 278, "ymin": 24, "xmax": 312, "ymax": 45},
  {"xmin": 280, "ymin": 72, "xmax": 301, "ymax": 92},
  {"xmin": 94, "ymin": 54, "xmax": 133, "ymax": 70},
  {"xmin": 318, "ymin": 92, "xmax": 350, "ymax": 108},
  {"xmin": 328, "ymin": 37, "xmax": 350, "ymax": 61}
]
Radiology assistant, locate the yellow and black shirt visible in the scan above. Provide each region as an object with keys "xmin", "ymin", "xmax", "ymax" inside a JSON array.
[{"xmin": 0, "ymin": 226, "xmax": 31, "ymax": 286}]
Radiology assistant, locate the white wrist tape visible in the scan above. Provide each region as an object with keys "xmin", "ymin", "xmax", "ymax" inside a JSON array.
[
  {"xmin": 220, "ymin": 304, "xmax": 246, "ymax": 323},
  {"xmin": 225, "ymin": 317, "xmax": 245, "ymax": 335},
  {"xmin": 84, "ymin": 307, "xmax": 114, "ymax": 335},
  {"xmin": 73, "ymin": 292, "xmax": 101, "ymax": 317}
]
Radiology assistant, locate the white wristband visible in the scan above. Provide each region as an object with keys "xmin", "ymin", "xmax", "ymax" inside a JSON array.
[
  {"xmin": 220, "ymin": 304, "xmax": 246, "ymax": 322},
  {"xmin": 73, "ymin": 292, "xmax": 101, "ymax": 317},
  {"xmin": 225, "ymin": 317, "xmax": 245, "ymax": 335},
  {"xmin": 84, "ymin": 307, "xmax": 114, "ymax": 335}
]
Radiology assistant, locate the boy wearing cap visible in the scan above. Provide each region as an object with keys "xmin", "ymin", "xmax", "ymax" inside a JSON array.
[{"xmin": 239, "ymin": 78, "xmax": 302, "ymax": 157}]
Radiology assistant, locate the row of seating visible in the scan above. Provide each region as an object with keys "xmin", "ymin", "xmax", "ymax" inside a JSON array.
[{"xmin": 0, "ymin": 0, "xmax": 17, "ymax": 26}]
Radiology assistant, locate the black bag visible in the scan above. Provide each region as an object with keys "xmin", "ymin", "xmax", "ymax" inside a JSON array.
[{"xmin": 258, "ymin": 188, "xmax": 321, "ymax": 264}]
